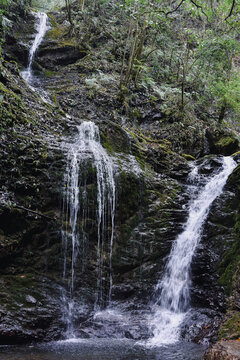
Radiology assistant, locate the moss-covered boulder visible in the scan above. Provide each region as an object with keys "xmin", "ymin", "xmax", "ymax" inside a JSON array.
[{"xmin": 207, "ymin": 131, "xmax": 240, "ymax": 156}]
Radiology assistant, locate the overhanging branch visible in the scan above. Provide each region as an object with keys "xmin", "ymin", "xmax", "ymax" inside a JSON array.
[{"xmin": 225, "ymin": 0, "xmax": 236, "ymax": 20}]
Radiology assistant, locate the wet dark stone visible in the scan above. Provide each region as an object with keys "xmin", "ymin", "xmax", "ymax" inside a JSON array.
[{"xmin": 36, "ymin": 45, "xmax": 87, "ymax": 69}]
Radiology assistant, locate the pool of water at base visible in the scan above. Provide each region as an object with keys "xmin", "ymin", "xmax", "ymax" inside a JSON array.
[{"xmin": 0, "ymin": 339, "xmax": 206, "ymax": 360}]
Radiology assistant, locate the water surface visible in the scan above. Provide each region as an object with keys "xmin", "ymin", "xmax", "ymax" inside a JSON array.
[{"xmin": 0, "ymin": 339, "xmax": 206, "ymax": 360}]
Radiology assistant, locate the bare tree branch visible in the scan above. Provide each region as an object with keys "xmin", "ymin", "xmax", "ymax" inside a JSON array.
[
  {"xmin": 166, "ymin": 0, "xmax": 185, "ymax": 16},
  {"xmin": 15, "ymin": 205, "xmax": 56, "ymax": 221},
  {"xmin": 225, "ymin": 0, "xmax": 236, "ymax": 20},
  {"xmin": 189, "ymin": 0, "xmax": 209, "ymax": 20},
  {"xmin": 141, "ymin": 0, "xmax": 185, "ymax": 18}
]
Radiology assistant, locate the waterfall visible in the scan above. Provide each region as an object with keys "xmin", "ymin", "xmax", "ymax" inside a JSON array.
[
  {"xmin": 149, "ymin": 156, "xmax": 236, "ymax": 346},
  {"xmin": 62, "ymin": 121, "xmax": 115, "ymax": 337},
  {"xmin": 21, "ymin": 12, "xmax": 48, "ymax": 84}
]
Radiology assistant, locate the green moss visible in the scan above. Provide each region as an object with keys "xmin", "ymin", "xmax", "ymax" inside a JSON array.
[
  {"xmin": 218, "ymin": 312, "xmax": 240, "ymax": 340},
  {"xmin": 51, "ymin": 93, "xmax": 58, "ymax": 106},
  {"xmin": 0, "ymin": 81, "xmax": 20, "ymax": 100},
  {"xmin": 118, "ymin": 171, "xmax": 146, "ymax": 223},
  {"xmin": 101, "ymin": 133, "xmax": 114, "ymax": 155},
  {"xmin": 119, "ymin": 214, "xmax": 140, "ymax": 243},
  {"xmin": 182, "ymin": 153, "xmax": 196, "ymax": 161},
  {"xmin": 48, "ymin": 14, "xmax": 58, "ymax": 28},
  {"xmin": 55, "ymin": 85, "xmax": 77, "ymax": 94},
  {"xmin": 227, "ymin": 164, "xmax": 240, "ymax": 189},
  {"xmin": 215, "ymin": 136, "xmax": 237, "ymax": 148},
  {"xmin": 214, "ymin": 135, "xmax": 239, "ymax": 155},
  {"xmin": 43, "ymin": 69, "xmax": 56, "ymax": 77},
  {"xmin": 0, "ymin": 81, "xmax": 29, "ymax": 132},
  {"xmin": 131, "ymin": 108, "xmax": 142, "ymax": 119},
  {"xmin": 219, "ymin": 161, "xmax": 240, "ymax": 294},
  {"xmin": 46, "ymin": 24, "xmax": 77, "ymax": 47},
  {"xmin": 135, "ymin": 155, "xmax": 146, "ymax": 171},
  {"xmin": 232, "ymin": 151, "xmax": 240, "ymax": 157},
  {"xmin": 100, "ymin": 122, "xmax": 132, "ymax": 155},
  {"xmin": 46, "ymin": 24, "xmax": 68, "ymax": 40},
  {"xmin": 218, "ymin": 222, "xmax": 240, "ymax": 294}
]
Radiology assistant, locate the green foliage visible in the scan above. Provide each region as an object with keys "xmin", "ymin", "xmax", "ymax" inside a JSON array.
[
  {"xmin": 32, "ymin": 0, "xmax": 65, "ymax": 11},
  {"xmin": 211, "ymin": 75, "xmax": 240, "ymax": 112},
  {"xmin": 1, "ymin": 0, "xmax": 239, "ymax": 127},
  {"xmin": 56, "ymin": 0, "xmax": 240, "ymax": 125}
]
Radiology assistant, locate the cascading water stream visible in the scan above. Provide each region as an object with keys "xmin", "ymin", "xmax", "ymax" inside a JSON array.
[
  {"xmin": 21, "ymin": 12, "xmax": 48, "ymax": 84},
  {"xmin": 21, "ymin": 11, "xmax": 52, "ymax": 103},
  {"xmin": 148, "ymin": 156, "xmax": 236, "ymax": 346},
  {"xmin": 62, "ymin": 121, "xmax": 115, "ymax": 337}
]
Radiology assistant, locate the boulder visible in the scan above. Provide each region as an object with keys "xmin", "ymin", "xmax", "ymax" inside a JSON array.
[
  {"xmin": 204, "ymin": 340, "xmax": 240, "ymax": 360},
  {"xmin": 207, "ymin": 131, "xmax": 239, "ymax": 156}
]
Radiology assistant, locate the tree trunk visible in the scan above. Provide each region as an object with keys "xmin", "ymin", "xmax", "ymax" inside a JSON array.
[
  {"xmin": 218, "ymin": 100, "xmax": 226, "ymax": 123},
  {"xmin": 65, "ymin": 0, "xmax": 73, "ymax": 26},
  {"xmin": 120, "ymin": 21, "xmax": 133, "ymax": 90},
  {"xmin": 180, "ymin": 61, "xmax": 185, "ymax": 118},
  {"xmin": 135, "ymin": 13, "xmax": 148, "ymax": 61},
  {"xmin": 80, "ymin": 0, "xmax": 85, "ymax": 11},
  {"xmin": 124, "ymin": 20, "xmax": 139, "ymax": 87},
  {"xmin": 218, "ymin": 50, "xmax": 233, "ymax": 123}
]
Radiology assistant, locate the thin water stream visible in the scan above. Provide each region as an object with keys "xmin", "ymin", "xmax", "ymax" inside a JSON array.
[
  {"xmin": 21, "ymin": 11, "xmax": 51, "ymax": 102},
  {"xmin": 21, "ymin": 12, "xmax": 48, "ymax": 83}
]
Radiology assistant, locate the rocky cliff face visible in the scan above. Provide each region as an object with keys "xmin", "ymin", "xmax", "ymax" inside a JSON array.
[{"xmin": 0, "ymin": 5, "xmax": 239, "ymax": 352}]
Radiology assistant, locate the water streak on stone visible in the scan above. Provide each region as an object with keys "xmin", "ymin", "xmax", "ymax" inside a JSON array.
[{"xmin": 149, "ymin": 156, "xmax": 236, "ymax": 345}]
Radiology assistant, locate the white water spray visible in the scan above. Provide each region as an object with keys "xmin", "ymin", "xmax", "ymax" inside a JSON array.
[
  {"xmin": 62, "ymin": 121, "xmax": 115, "ymax": 337},
  {"xmin": 149, "ymin": 156, "xmax": 236, "ymax": 346}
]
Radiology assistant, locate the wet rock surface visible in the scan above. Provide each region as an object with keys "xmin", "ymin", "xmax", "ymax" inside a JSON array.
[
  {"xmin": 37, "ymin": 43, "xmax": 87, "ymax": 69},
  {"xmin": 3, "ymin": 12, "xmax": 35, "ymax": 66},
  {"xmin": 204, "ymin": 340, "xmax": 240, "ymax": 360},
  {"xmin": 0, "ymin": 276, "xmax": 64, "ymax": 344}
]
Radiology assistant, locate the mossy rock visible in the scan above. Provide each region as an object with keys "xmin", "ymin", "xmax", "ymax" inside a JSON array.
[
  {"xmin": 218, "ymin": 311, "xmax": 240, "ymax": 340},
  {"xmin": 227, "ymin": 164, "xmax": 240, "ymax": 191},
  {"xmin": 117, "ymin": 171, "xmax": 145, "ymax": 223},
  {"xmin": 0, "ymin": 81, "xmax": 28, "ymax": 132},
  {"xmin": 182, "ymin": 154, "xmax": 196, "ymax": 161},
  {"xmin": 100, "ymin": 121, "xmax": 131, "ymax": 155},
  {"xmin": 218, "ymin": 221, "xmax": 240, "ymax": 295},
  {"xmin": 212, "ymin": 135, "xmax": 239, "ymax": 156}
]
